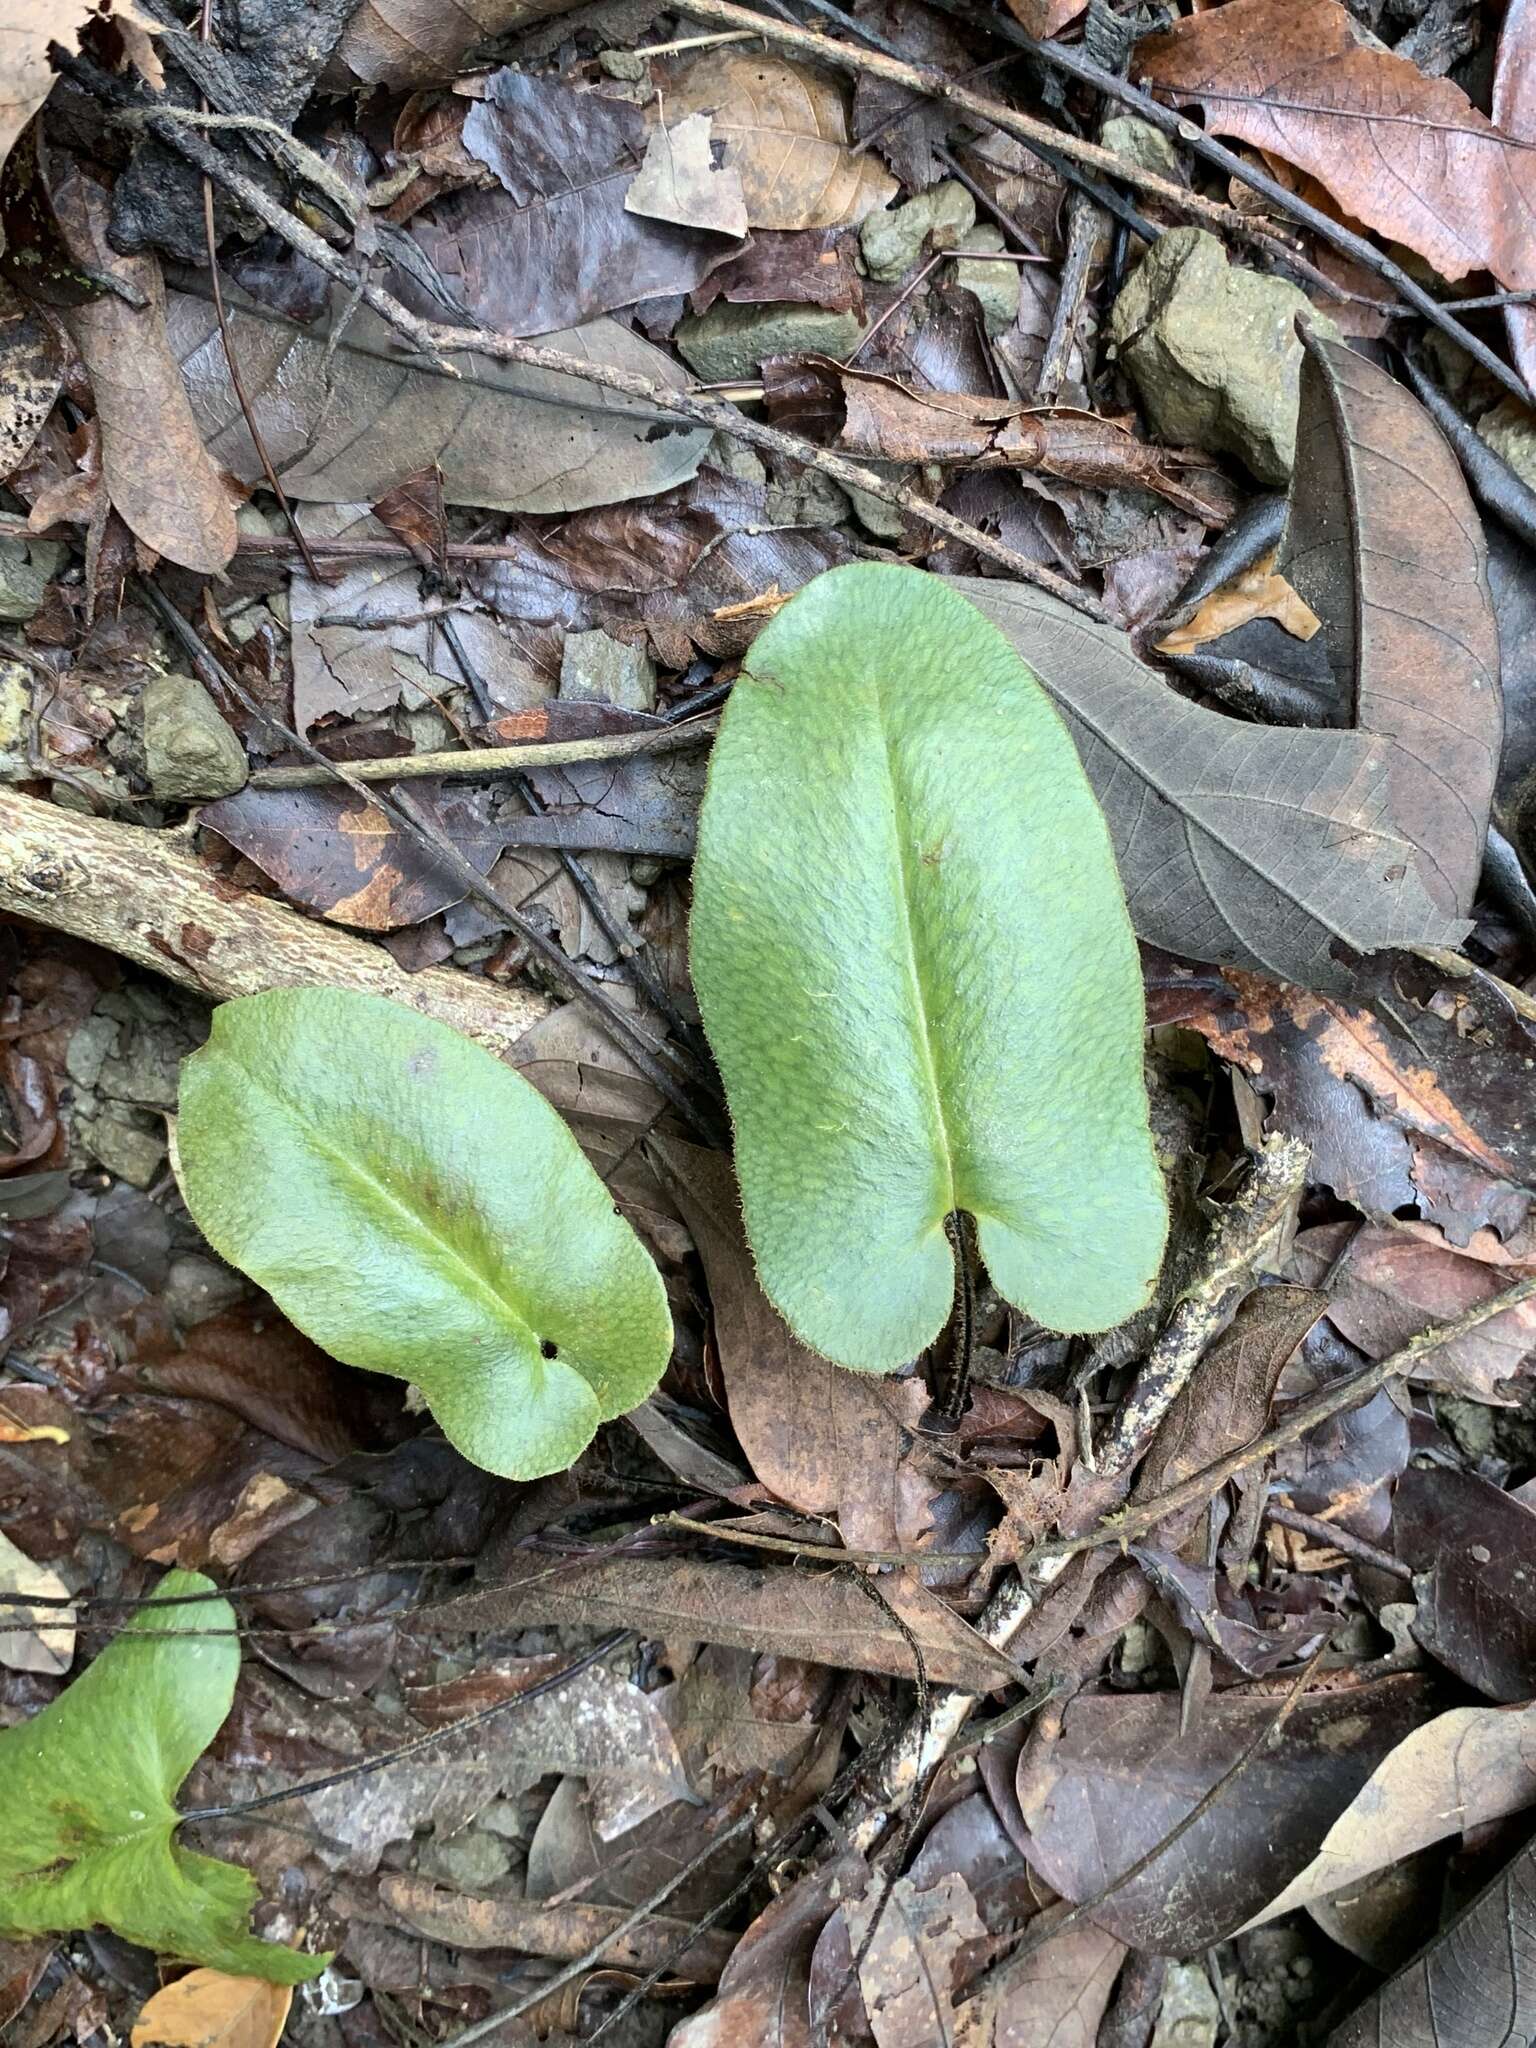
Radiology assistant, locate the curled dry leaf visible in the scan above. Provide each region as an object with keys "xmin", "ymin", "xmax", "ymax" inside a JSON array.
[
  {"xmin": 670, "ymin": 1854, "xmax": 866, "ymax": 2048},
  {"xmin": 1246, "ymin": 1700, "xmax": 1536, "ymax": 1930},
  {"xmin": 1155, "ymin": 548, "xmax": 1321, "ymax": 656},
  {"xmin": 666, "ymin": 51, "xmax": 896, "ymax": 230},
  {"xmin": 1493, "ymin": 0, "xmax": 1536, "ymax": 394},
  {"xmin": 1139, "ymin": 0, "xmax": 1536, "ymax": 297},
  {"xmin": 168, "ymin": 289, "xmax": 710, "ymax": 516},
  {"xmin": 959, "ymin": 332, "xmax": 1501, "ymax": 986},
  {"xmin": 52, "ymin": 168, "xmax": 237, "ymax": 575},
  {"xmin": 129, "ymin": 1969, "xmax": 292, "ymax": 2048}
]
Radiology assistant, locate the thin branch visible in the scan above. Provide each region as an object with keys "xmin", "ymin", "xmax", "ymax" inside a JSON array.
[{"xmin": 250, "ymin": 717, "xmax": 719, "ymax": 789}]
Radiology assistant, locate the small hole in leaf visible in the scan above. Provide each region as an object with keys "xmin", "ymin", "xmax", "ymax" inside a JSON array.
[{"xmin": 540, "ymin": 1338, "xmax": 559, "ymax": 1359}]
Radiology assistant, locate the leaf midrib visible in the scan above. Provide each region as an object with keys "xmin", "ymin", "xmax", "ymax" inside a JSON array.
[
  {"xmin": 234, "ymin": 1064, "xmax": 546, "ymax": 1368},
  {"xmin": 870, "ymin": 673, "xmax": 957, "ymax": 1224}
]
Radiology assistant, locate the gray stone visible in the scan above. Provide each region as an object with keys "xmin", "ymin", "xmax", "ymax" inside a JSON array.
[
  {"xmin": 66, "ymin": 1014, "xmax": 120, "ymax": 1092},
  {"xmin": 163, "ymin": 1253, "xmax": 247, "ymax": 1327},
  {"xmin": 675, "ymin": 300, "xmax": 863, "ymax": 382},
  {"xmin": 1100, "ymin": 113, "xmax": 1183, "ymax": 183},
  {"xmin": 1151, "ymin": 1960, "xmax": 1221, "ymax": 2048},
  {"xmin": 79, "ymin": 1105, "xmax": 166, "ymax": 1189},
  {"xmin": 1436, "ymin": 1393, "xmax": 1498, "ymax": 1462},
  {"xmin": 859, "ymin": 178, "xmax": 974, "ymax": 282},
  {"xmin": 598, "ymin": 47, "xmax": 646, "ymax": 82},
  {"xmin": 142, "ymin": 672, "xmax": 248, "ymax": 802},
  {"xmin": 1477, "ymin": 398, "xmax": 1536, "ymax": 493},
  {"xmin": 0, "ymin": 540, "xmax": 47, "ymax": 624},
  {"xmin": 842, "ymin": 460, "xmax": 911, "ymax": 540},
  {"xmin": 559, "ymin": 629, "xmax": 657, "ymax": 713},
  {"xmin": 765, "ymin": 468, "xmax": 851, "ymax": 529},
  {"xmin": 0, "ymin": 662, "xmax": 28, "ymax": 782},
  {"xmin": 1107, "ymin": 227, "xmax": 1338, "ymax": 484},
  {"xmin": 949, "ymin": 225, "xmax": 1020, "ymax": 338},
  {"xmin": 420, "ymin": 1827, "xmax": 513, "ymax": 1893}
]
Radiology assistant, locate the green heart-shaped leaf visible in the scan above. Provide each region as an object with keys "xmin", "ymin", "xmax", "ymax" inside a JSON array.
[
  {"xmin": 690, "ymin": 562, "xmax": 1167, "ymax": 1372},
  {"xmin": 0, "ymin": 1570, "xmax": 324, "ymax": 1980},
  {"xmin": 175, "ymin": 988, "xmax": 673, "ymax": 1479}
]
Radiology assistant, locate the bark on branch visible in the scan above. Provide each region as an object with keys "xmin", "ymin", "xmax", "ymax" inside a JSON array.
[{"xmin": 0, "ymin": 790, "xmax": 551, "ymax": 1058}]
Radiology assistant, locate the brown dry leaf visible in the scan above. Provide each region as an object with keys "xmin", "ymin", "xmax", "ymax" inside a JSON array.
[
  {"xmin": 1493, "ymin": 0, "xmax": 1536, "ymax": 392},
  {"xmin": 626, "ymin": 113, "xmax": 749, "ymax": 239},
  {"xmin": 1004, "ymin": 0, "xmax": 1087, "ymax": 37},
  {"xmin": 649, "ymin": 1139, "xmax": 909, "ymax": 1522},
  {"xmin": 671, "ymin": 1855, "xmax": 863, "ymax": 2048},
  {"xmin": 990, "ymin": 1913, "xmax": 1126, "ymax": 2048},
  {"xmin": 169, "ymin": 289, "xmax": 708, "ymax": 516},
  {"xmin": 1246, "ymin": 1701, "xmax": 1536, "ymax": 1929},
  {"xmin": 331, "ymin": 0, "xmax": 577, "ymax": 87},
  {"xmin": 1289, "ymin": 1220, "xmax": 1536, "ymax": 1403},
  {"xmin": 0, "ymin": 277, "xmax": 62, "ymax": 483},
  {"xmin": 1138, "ymin": 0, "xmax": 1536, "ymax": 295},
  {"xmin": 130, "ymin": 1970, "xmax": 291, "ymax": 2048},
  {"xmin": 376, "ymin": 1874, "xmax": 735, "ymax": 1980},
  {"xmin": 0, "ymin": 3, "xmax": 99, "ymax": 181},
  {"xmin": 51, "ymin": 167, "xmax": 237, "ymax": 574},
  {"xmin": 666, "ymin": 51, "xmax": 896, "ymax": 230},
  {"xmin": 844, "ymin": 1871, "xmax": 986, "ymax": 2048},
  {"xmin": 1156, "ymin": 548, "xmax": 1321, "ymax": 656},
  {"xmin": 412, "ymin": 1553, "xmax": 1019, "ymax": 1690}
]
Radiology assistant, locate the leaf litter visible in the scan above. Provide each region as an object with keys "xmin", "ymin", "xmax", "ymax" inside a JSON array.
[{"xmin": 5, "ymin": 0, "xmax": 1536, "ymax": 2042}]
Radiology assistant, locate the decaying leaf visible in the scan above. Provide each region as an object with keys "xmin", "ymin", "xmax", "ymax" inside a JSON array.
[
  {"xmin": 201, "ymin": 780, "xmax": 511, "ymax": 933},
  {"xmin": 402, "ymin": 72, "xmax": 737, "ymax": 339},
  {"xmin": 844, "ymin": 1869, "xmax": 986, "ymax": 2048},
  {"xmin": 1493, "ymin": 0, "xmax": 1536, "ymax": 394},
  {"xmin": 960, "ymin": 334, "xmax": 1502, "ymax": 986},
  {"xmin": 129, "ymin": 1969, "xmax": 291, "ymax": 2048},
  {"xmin": 989, "ymin": 1914, "xmax": 1127, "ymax": 2048},
  {"xmin": 1289, "ymin": 1222, "xmax": 1536, "ymax": 1404},
  {"xmin": 0, "ymin": 4, "xmax": 101, "ymax": 183},
  {"xmin": 1023, "ymin": 1678, "xmax": 1433, "ymax": 1951},
  {"xmin": 666, "ymin": 51, "xmax": 897, "ymax": 230},
  {"xmin": 52, "ymin": 167, "xmax": 237, "ymax": 575},
  {"xmin": 412, "ymin": 1552, "xmax": 1022, "ymax": 1690},
  {"xmin": 167, "ymin": 289, "xmax": 710, "ymax": 516},
  {"xmin": 671, "ymin": 1855, "xmax": 864, "ymax": 2048},
  {"xmin": 0, "ymin": 276, "xmax": 61, "ymax": 482},
  {"xmin": 1138, "ymin": 0, "xmax": 1536, "ymax": 297},
  {"xmin": 1247, "ymin": 1699, "xmax": 1536, "ymax": 1929},
  {"xmin": 330, "ymin": 0, "xmax": 578, "ymax": 87},
  {"xmin": 175, "ymin": 990, "xmax": 673, "ymax": 1480},
  {"xmin": 693, "ymin": 563, "xmax": 1167, "ymax": 1372},
  {"xmin": 1328, "ymin": 1834, "xmax": 1536, "ymax": 2046},
  {"xmin": 649, "ymin": 1139, "xmax": 910, "ymax": 1522},
  {"xmin": 1155, "ymin": 548, "xmax": 1321, "ymax": 656},
  {"xmin": 0, "ymin": 1570, "xmax": 326, "ymax": 1979},
  {"xmin": 626, "ymin": 113, "xmax": 749, "ymax": 239},
  {"xmin": 1395, "ymin": 1467, "xmax": 1536, "ymax": 1701}
]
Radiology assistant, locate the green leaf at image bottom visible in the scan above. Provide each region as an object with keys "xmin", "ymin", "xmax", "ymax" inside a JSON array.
[
  {"xmin": 690, "ymin": 562, "xmax": 1167, "ymax": 1372},
  {"xmin": 175, "ymin": 989, "xmax": 673, "ymax": 1479},
  {"xmin": 0, "ymin": 1570, "xmax": 324, "ymax": 1980}
]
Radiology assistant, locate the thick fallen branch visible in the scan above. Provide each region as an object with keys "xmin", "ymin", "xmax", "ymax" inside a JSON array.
[{"xmin": 0, "ymin": 790, "xmax": 550, "ymax": 1060}]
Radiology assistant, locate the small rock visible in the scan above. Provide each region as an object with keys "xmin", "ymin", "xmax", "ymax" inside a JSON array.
[
  {"xmin": 949, "ymin": 225, "xmax": 1021, "ymax": 337},
  {"xmin": 163, "ymin": 1252, "xmax": 247, "ymax": 1327},
  {"xmin": 598, "ymin": 47, "xmax": 647, "ymax": 82},
  {"xmin": 1436, "ymin": 1393, "xmax": 1498, "ymax": 1462},
  {"xmin": 0, "ymin": 540, "xmax": 47, "ymax": 623},
  {"xmin": 1151, "ymin": 1959, "xmax": 1221, "ymax": 2048},
  {"xmin": 560, "ymin": 629, "xmax": 657, "ymax": 714},
  {"xmin": 1477, "ymin": 398, "xmax": 1536, "ymax": 494},
  {"xmin": 78, "ymin": 1104, "xmax": 166, "ymax": 1189},
  {"xmin": 674, "ymin": 300, "xmax": 863, "ymax": 382},
  {"xmin": 765, "ymin": 468, "xmax": 851, "ymax": 529},
  {"xmin": 1101, "ymin": 113, "xmax": 1183, "ymax": 183},
  {"xmin": 859, "ymin": 179, "xmax": 975, "ymax": 282},
  {"xmin": 841, "ymin": 460, "xmax": 911, "ymax": 540},
  {"xmin": 420, "ymin": 1827, "xmax": 513, "ymax": 1893},
  {"xmin": 66, "ymin": 1014, "xmax": 119, "ymax": 1092},
  {"xmin": 142, "ymin": 672, "xmax": 248, "ymax": 802},
  {"xmin": 1107, "ymin": 226, "xmax": 1337, "ymax": 483}
]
